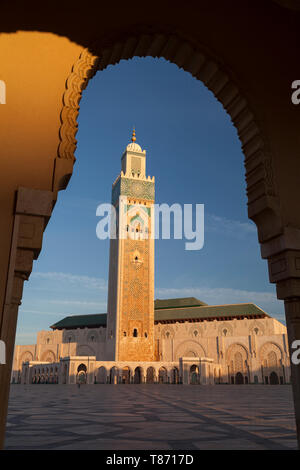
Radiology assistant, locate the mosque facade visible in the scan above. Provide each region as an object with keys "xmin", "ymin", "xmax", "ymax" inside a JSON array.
[{"xmin": 12, "ymin": 133, "xmax": 291, "ymax": 386}]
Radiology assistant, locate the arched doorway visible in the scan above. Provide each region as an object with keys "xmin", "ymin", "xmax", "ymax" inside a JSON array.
[
  {"xmin": 134, "ymin": 367, "xmax": 143, "ymax": 384},
  {"xmin": 109, "ymin": 366, "xmax": 118, "ymax": 384},
  {"xmin": 270, "ymin": 371, "xmax": 279, "ymax": 385},
  {"xmin": 190, "ymin": 365, "xmax": 199, "ymax": 385},
  {"xmin": 1, "ymin": 5, "xmax": 299, "ymax": 451},
  {"xmin": 77, "ymin": 364, "xmax": 87, "ymax": 384},
  {"xmin": 97, "ymin": 366, "xmax": 107, "ymax": 384},
  {"xmin": 158, "ymin": 367, "xmax": 167, "ymax": 384},
  {"xmin": 235, "ymin": 372, "xmax": 244, "ymax": 384},
  {"xmin": 121, "ymin": 367, "xmax": 131, "ymax": 384},
  {"xmin": 146, "ymin": 367, "xmax": 155, "ymax": 384}
]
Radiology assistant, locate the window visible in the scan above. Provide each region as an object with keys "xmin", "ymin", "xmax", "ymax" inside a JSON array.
[{"xmin": 133, "ymin": 329, "xmax": 138, "ymax": 337}]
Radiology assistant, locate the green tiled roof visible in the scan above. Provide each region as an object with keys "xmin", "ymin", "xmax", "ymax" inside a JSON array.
[
  {"xmin": 50, "ymin": 313, "xmax": 107, "ymax": 330},
  {"xmin": 154, "ymin": 297, "xmax": 207, "ymax": 309},
  {"xmin": 154, "ymin": 303, "xmax": 269, "ymax": 323},
  {"xmin": 50, "ymin": 298, "xmax": 269, "ymax": 330}
]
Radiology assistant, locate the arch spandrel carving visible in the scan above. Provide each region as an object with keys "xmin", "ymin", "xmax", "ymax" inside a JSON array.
[
  {"xmin": 161, "ymin": 325, "xmax": 175, "ymax": 340},
  {"xmin": 225, "ymin": 343, "xmax": 249, "ymax": 362},
  {"xmin": 41, "ymin": 350, "xmax": 56, "ymax": 362},
  {"xmin": 18, "ymin": 351, "xmax": 34, "ymax": 367},
  {"xmin": 175, "ymin": 340, "xmax": 206, "ymax": 360},
  {"xmin": 259, "ymin": 341, "xmax": 283, "ymax": 363}
]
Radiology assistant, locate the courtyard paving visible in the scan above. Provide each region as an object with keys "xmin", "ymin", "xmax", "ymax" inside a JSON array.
[{"xmin": 4, "ymin": 384, "xmax": 298, "ymax": 450}]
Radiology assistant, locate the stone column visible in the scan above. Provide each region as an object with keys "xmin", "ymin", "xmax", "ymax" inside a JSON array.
[
  {"xmin": 261, "ymin": 227, "xmax": 300, "ymax": 448},
  {"xmin": 182, "ymin": 362, "xmax": 189, "ymax": 385},
  {"xmin": 0, "ymin": 187, "xmax": 54, "ymax": 449},
  {"xmin": 199, "ymin": 362, "xmax": 207, "ymax": 385},
  {"xmin": 282, "ymin": 297, "xmax": 300, "ymax": 445}
]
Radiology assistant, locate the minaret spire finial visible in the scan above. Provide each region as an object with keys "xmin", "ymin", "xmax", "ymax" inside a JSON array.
[{"xmin": 131, "ymin": 127, "xmax": 136, "ymax": 143}]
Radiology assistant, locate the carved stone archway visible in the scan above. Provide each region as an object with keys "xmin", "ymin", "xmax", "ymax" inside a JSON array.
[
  {"xmin": 1, "ymin": 24, "xmax": 300, "ymax": 450},
  {"xmin": 41, "ymin": 350, "xmax": 56, "ymax": 363},
  {"xmin": 175, "ymin": 340, "xmax": 206, "ymax": 360},
  {"xmin": 18, "ymin": 351, "xmax": 33, "ymax": 369},
  {"xmin": 56, "ymin": 34, "xmax": 281, "ymax": 254}
]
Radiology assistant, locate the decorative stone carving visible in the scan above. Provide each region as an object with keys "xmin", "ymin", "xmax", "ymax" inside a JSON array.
[
  {"xmin": 259, "ymin": 342, "xmax": 283, "ymax": 363},
  {"xmin": 226, "ymin": 343, "xmax": 249, "ymax": 363},
  {"xmin": 161, "ymin": 325, "xmax": 175, "ymax": 340},
  {"xmin": 217, "ymin": 322, "xmax": 233, "ymax": 337},
  {"xmin": 189, "ymin": 325, "xmax": 203, "ymax": 338},
  {"xmin": 249, "ymin": 321, "xmax": 265, "ymax": 336},
  {"xmin": 18, "ymin": 351, "xmax": 33, "ymax": 368},
  {"xmin": 41, "ymin": 350, "xmax": 56, "ymax": 362},
  {"xmin": 175, "ymin": 340, "xmax": 206, "ymax": 360}
]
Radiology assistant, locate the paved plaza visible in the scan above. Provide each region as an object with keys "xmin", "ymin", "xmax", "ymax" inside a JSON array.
[{"xmin": 4, "ymin": 384, "xmax": 298, "ymax": 450}]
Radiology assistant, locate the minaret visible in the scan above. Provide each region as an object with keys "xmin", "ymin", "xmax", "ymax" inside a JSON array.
[{"xmin": 106, "ymin": 130, "xmax": 155, "ymax": 361}]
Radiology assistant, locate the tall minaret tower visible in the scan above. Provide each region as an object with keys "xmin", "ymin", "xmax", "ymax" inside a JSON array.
[{"xmin": 106, "ymin": 130, "xmax": 155, "ymax": 362}]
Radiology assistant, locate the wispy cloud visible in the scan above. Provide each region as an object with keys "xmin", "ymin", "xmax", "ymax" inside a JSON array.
[
  {"xmin": 32, "ymin": 272, "xmax": 107, "ymax": 290},
  {"xmin": 206, "ymin": 214, "xmax": 257, "ymax": 238},
  {"xmin": 48, "ymin": 300, "xmax": 107, "ymax": 309},
  {"xmin": 19, "ymin": 309, "xmax": 66, "ymax": 317}
]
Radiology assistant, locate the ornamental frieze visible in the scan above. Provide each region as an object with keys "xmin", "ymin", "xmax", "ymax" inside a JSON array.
[{"xmin": 112, "ymin": 177, "xmax": 154, "ymax": 204}]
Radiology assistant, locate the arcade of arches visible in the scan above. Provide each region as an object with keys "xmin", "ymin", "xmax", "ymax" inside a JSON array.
[
  {"xmin": 1, "ymin": 0, "xmax": 300, "ymax": 450},
  {"xmin": 15, "ymin": 298, "xmax": 290, "ymax": 390}
]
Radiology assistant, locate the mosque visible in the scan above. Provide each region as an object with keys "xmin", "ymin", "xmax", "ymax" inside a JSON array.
[{"xmin": 12, "ymin": 132, "xmax": 291, "ymax": 386}]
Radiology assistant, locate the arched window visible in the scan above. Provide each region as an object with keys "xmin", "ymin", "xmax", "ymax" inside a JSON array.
[
  {"xmin": 133, "ymin": 329, "xmax": 138, "ymax": 337},
  {"xmin": 194, "ymin": 330, "xmax": 198, "ymax": 337},
  {"xmin": 223, "ymin": 329, "xmax": 227, "ymax": 336},
  {"xmin": 144, "ymin": 332, "xmax": 148, "ymax": 338}
]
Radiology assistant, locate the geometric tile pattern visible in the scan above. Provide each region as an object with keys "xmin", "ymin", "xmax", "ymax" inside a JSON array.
[{"xmin": 4, "ymin": 385, "xmax": 297, "ymax": 450}]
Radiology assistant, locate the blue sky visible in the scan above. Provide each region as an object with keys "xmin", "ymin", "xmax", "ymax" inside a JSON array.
[{"xmin": 15, "ymin": 57, "xmax": 285, "ymax": 345}]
